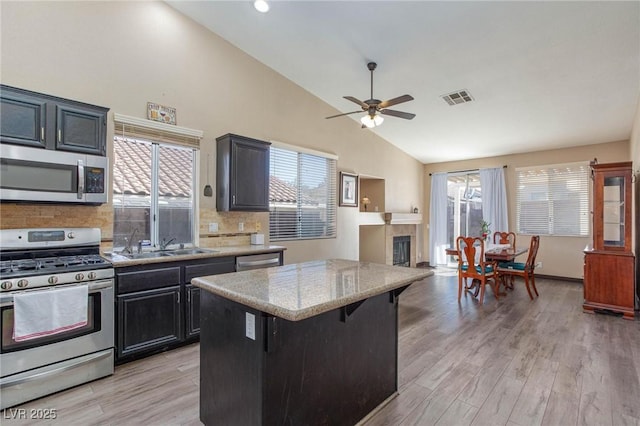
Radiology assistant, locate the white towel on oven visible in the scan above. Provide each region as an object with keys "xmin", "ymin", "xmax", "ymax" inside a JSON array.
[{"xmin": 13, "ymin": 285, "xmax": 88, "ymax": 342}]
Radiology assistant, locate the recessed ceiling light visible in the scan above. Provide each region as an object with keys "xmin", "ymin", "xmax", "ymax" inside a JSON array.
[{"xmin": 254, "ymin": 0, "xmax": 269, "ymax": 13}]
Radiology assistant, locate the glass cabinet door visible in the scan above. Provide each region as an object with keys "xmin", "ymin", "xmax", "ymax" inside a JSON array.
[{"xmin": 602, "ymin": 176, "xmax": 625, "ymax": 247}]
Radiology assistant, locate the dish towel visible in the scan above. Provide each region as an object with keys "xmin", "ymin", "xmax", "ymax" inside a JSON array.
[{"xmin": 13, "ymin": 285, "xmax": 89, "ymax": 342}]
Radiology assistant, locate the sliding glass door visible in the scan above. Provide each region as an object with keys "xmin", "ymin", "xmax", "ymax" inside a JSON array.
[{"xmin": 447, "ymin": 172, "xmax": 483, "ymax": 265}]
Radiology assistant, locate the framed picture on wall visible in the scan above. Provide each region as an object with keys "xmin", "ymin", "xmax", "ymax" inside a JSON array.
[{"xmin": 339, "ymin": 172, "xmax": 358, "ymax": 207}]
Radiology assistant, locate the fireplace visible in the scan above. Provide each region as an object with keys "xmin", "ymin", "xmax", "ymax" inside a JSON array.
[{"xmin": 393, "ymin": 236, "xmax": 411, "ymax": 267}]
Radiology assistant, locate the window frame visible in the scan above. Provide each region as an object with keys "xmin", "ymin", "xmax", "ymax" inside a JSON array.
[
  {"xmin": 112, "ymin": 135, "xmax": 199, "ymax": 251},
  {"xmin": 515, "ymin": 161, "xmax": 590, "ymax": 237},
  {"xmin": 268, "ymin": 142, "xmax": 337, "ymax": 242}
]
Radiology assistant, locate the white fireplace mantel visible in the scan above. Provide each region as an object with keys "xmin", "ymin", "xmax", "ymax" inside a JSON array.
[
  {"xmin": 383, "ymin": 212, "xmax": 423, "ymax": 225},
  {"xmin": 358, "ymin": 212, "xmax": 423, "ymax": 226}
]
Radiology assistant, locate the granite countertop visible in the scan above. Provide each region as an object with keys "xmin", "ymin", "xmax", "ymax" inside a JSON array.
[
  {"xmin": 192, "ymin": 259, "xmax": 433, "ymax": 321},
  {"xmin": 103, "ymin": 245, "xmax": 286, "ymax": 267}
]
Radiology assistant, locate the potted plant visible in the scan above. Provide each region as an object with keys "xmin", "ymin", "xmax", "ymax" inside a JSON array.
[{"xmin": 480, "ymin": 220, "xmax": 491, "ymax": 241}]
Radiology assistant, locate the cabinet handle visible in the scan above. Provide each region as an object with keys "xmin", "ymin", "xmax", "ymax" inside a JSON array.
[
  {"xmin": 232, "ymin": 195, "xmax": 236, "ymax": 205},
  {"xmin": 41, "ymin": 127, "xmax": 45, "ymax": 141},
  {"xmin": 187, "ymin": 291, "xmax": 191, "ymax": 303},
  {"xmin": 58, "ymin": 129, "xmax": 62, "ymax": 143},
  {"xmin": 177, "ymin": 292, "xmax": 180, "ymax": 304}
]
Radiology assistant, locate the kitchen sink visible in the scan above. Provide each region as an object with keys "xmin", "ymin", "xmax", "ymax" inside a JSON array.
[
  {"xmin": 161, "ymin": 248, "xmax": 218, "ymax": 256},
  {"xmin": 122, "ymin": 251, "xmax": 174, "ymax": 259}
]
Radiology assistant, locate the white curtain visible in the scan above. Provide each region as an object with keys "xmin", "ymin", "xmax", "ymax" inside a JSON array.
[
  {"xmin": 429, "ymin": 172, "xmax": 448, "ymax": 266},
  {"xmin": 480, "ymin": 167, "xmax": 508, "ymax": 233}
]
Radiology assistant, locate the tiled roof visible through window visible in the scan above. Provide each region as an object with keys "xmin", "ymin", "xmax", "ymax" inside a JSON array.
[
  {"xmin": 113, "ymin": 138, "xmax": 311, "ymax": 204},
  {"xmin": 113, "ymin": 138, "xmax": 193, "ymax": 198}
]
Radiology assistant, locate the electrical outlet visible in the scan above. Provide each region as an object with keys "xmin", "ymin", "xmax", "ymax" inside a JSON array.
[
  {"xmin": 208, "ymin": 223, "xmax": 218, "ymax": 232},
  {"xmin": 255, "ymin": 221, "xmax": 261, "ymax": 232},
  {"xmin": 238, "ymin": 222, "xmax": 244, "ymax": 232},
  {"xmin": 536, "ymin": 261, "xmax": 542, "ymax": 269}
]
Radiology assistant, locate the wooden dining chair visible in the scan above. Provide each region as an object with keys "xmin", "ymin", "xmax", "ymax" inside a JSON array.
[
  {"xmin": 456, "ymin": 236, "xmax": 500, "ymax": 304},
  {"xmin": 493, "ymin": 231, "xmax": 516, "ymax": 248},
  {"xmin": 497, "ymin": 235, "xmax": 540, "ymax": 300}
]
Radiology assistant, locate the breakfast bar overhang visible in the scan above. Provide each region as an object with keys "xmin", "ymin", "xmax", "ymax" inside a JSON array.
[{"xmin": 192, "ymin": 259, "xmax": 433, "ymax": 426}]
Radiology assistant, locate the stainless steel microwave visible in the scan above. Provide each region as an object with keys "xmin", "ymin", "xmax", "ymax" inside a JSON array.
[{"xmin": 0, "ymin": 144, "xmax": 108, "ymax": 204}]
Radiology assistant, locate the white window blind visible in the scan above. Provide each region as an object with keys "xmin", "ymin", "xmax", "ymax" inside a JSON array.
[
  {"xmin": 269, "ymin": 145, "xmax": 337, "ymax": 241},
  {"xmin": 516, "ymin": 162, "xmax": 590, "ymax": 236}
]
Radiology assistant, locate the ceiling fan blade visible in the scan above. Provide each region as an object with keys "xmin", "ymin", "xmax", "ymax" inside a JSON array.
[
  {"xmin": 343, "ymin": 96, "xmax": 368, "ymax": 109},
  {"xmin": 378, "ymin": 94, "xmax": 414, "ymax": 109},
  {"xmin": 325, "ymin": 110, "xmax": 362, "ymax": 119},
  {"xmin": 380, "ymin": 109, "xmax": 416, "ymax": 120}
]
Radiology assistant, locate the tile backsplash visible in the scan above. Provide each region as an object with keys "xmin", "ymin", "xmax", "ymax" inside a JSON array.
[{"xmin": 0, "ymin": 203, "xmax": 269, "ymax": 250}]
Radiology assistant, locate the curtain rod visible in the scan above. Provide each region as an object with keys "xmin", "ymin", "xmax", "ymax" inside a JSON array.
[{"xmin": 428, "ymin": 164, "xmax": 507, "ymax": 176}]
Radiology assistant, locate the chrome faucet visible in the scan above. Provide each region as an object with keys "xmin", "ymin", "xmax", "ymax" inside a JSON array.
[
  {"xmin": 121, "ymin": 228, "xmax": 138, "ymax": 254},
  {"xmin": 159, "ymin": 237, "xmax": 176, "ymax": 251}
]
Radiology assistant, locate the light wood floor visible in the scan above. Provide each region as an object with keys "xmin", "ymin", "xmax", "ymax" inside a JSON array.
[{"xmin": 4, "ymin": 271, "xmax": 640, "ymax": 426}]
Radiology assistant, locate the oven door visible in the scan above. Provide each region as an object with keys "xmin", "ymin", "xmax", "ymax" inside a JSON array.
[
  {"xmin": 0, "ymin": 144, "xmax": 108, "ymax": 204},
  {"xmin": 0, "ymin": 279, "xmax": 114, "ymax": 378}
]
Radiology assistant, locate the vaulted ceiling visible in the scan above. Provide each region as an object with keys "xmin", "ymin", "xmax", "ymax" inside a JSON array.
[{"xmin": 167, "ymin": 1, "xmax": 640, "ymax": 164}]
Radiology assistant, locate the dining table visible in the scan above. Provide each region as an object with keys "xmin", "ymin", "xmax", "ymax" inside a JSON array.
[{"xmin": 445, "ymin": 244, "xmax": 529, "ymax": 296}]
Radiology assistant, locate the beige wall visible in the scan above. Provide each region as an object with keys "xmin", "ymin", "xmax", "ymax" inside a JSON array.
[
  {"xmin": 0, "ymin": 1, "xmax": 424, "ymax": 264},
  {"xmin": 630, "ymin": 97, "xmax": 640, "ymax": 297},
  {"xmin": 423, "ymin": 140, "xmax": 630, "ymax": 279}
]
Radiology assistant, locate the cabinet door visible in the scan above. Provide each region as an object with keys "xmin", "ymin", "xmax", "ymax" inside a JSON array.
[
  {"xmin": 56, "ymin": 104, "xmax": 106, "ymax": 155},
  {"xmin": 0, "ymin": 89, "xmax": 47, "ymax": 148},
  {"xmin": 230, "ymin": 137, "xmax": 270, "ymax": 211},
  {"xmin": 117, "ymin": 286, "xmax": 182, "ymax": 359},
  {"xmin": 185, "ymin": 284, "xmax": 200, "ymax": 338}
]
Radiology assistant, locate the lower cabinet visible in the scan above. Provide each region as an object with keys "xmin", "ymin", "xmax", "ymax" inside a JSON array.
[
  {"xmin": 115, "ymin": 256, "xmax": 237, "ymax": 363},
  {"xmin": 185, "ymin": 284, "xmax": 201, "ymax": 338},
  {"xmin": 118, "ymin": 286, "xmax": 182, "ymax": 358}
]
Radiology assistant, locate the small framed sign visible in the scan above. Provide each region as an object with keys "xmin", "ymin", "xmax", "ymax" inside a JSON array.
[
  {"xmin": 147, "ymin": 102, "xmax": 176, "ymax": 125},
  {"xmin": 339, "ymin": 172, "xmax": 358, "ymax": 207}
]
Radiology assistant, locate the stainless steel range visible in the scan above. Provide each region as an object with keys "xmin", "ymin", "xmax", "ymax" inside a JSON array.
[{"xmin": 0, "ymin": 228, "xmax": 114, "ymax": 409}]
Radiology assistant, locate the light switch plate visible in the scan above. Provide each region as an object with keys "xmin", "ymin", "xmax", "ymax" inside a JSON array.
[
  {"xmin": 245, "ymin": 312, "xmax": 255, "ymax": 340},
  {"xmin": 208, "ymin": 223, "xmax": 218, "ymax": 232}
]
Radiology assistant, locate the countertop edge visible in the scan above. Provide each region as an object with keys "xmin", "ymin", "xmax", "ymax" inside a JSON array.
[
  {"xmin": 104, "ymin": 245, "xmax": 286, "ymax": 267},
  {"xmin": 193, "ymin": 268, "xmax": 434, "ymax": 321}
]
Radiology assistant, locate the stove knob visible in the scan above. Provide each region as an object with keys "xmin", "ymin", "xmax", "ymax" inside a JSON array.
[
  {"xmin": 75, "ymin": 273, "xmax": 85, "ymax": 281},
  {"xmin": 48, "ymin": 276, "xmax": 58, "ymax": 284},
  {"xmin": 1, "ymin": 281, "xmax": 12, "ymax": 290},
  {"xmin": 88, "ymin": 272, "xmax": 97, "ymax": 280},
  {"xmin": 67, "ymin": 231, "xmax": 75, "ymax": 239},
  {"xmin": 17, "ymin": 279, "xmax": 28, "ymax": 288}
]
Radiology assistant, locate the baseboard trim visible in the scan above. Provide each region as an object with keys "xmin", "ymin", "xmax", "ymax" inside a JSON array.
[{"xmin": 535, "ymin": 273, "xmax": 583, "ymax": 283}]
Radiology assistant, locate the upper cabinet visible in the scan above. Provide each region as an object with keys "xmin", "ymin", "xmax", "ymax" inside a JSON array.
[
  {"xmin": 0, "ymin": 85, "xmax": 108, "ymax": 156},
  {"xmin": 591, "ymin": 161, "xmax": 632, "ymax": 252},
  {"xmin": 216, "ymin": 133, "xmax": 270, "ymax": 212}
]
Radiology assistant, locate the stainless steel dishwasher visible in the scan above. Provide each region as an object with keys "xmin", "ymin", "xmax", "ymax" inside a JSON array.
[{"xmin": 235, "ymin": 252, "xmax": 282, "ymax": 271}]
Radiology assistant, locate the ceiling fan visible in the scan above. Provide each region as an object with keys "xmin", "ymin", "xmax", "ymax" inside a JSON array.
[{"xmin": 325, "ymin": 62, "xmax": 415, "ymax": 128}]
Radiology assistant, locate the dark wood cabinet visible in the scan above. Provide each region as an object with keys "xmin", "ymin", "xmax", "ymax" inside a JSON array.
[
  {"xmin": 117, "ymin": 286, "xmax": 183, "ymax": 358},
  {"xmin": 0, "ymin": 85, "xmax": 108, "ymax": 156},
  {"xmin": 583, "ymin": 162, "xmax": 635, "ymax": 319},
  {"xmin": 115, "ymin": 255, "xmax": 236, "ymax": 362},
  {"xmin": 185, "ymin": 284, "xmax": 201, "ymax": 338},
  {"xmin": 216, "ymin": 133, "xmax": 270, "ymax": 212}
]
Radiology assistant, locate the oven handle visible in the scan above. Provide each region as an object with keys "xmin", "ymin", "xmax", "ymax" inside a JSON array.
[
  {"xmin": 0, "ymin": 349, "xmax": 112, "ymax": 388},
  {"xmin": 0, "ymin": 279, "xmax": 113, "ymax": 306}
]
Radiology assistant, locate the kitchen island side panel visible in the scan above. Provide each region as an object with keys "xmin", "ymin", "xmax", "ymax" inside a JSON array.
[
  {"xmin": 199, "ymin": 291, "xmax": 265, "ymax": 426},
  {"xmin": 199, "ymin": 290, "xmax": 400, "ymax": 426}
]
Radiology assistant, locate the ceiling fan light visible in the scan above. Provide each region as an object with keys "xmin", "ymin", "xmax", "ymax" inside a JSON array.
[
  {"xmin": 254, "ymin": 0, "xmax": 269, "ymax": 13},
  {"xmin": 361, "ymin": 114, "xmax": 384, "ymax": 128}
]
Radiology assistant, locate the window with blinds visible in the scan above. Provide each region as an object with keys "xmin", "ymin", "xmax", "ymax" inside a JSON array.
[
  {"xmin": 269, "ymin": 145, "xmax": 337, "ymax": 241},
  {"xmin": 516, "ymin": 162, "xmax": 590, "ymax": 236}
]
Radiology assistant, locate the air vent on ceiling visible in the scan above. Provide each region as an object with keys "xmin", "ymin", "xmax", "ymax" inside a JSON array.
[{"xmin": 441, "ymin": 89, "xmax": 473, "ymax": 106}]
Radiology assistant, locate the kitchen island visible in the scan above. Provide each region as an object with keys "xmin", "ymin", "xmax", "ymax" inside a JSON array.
[{"xmin": 192, "ymin": 259, "xmax": 433, "ymax": 426}]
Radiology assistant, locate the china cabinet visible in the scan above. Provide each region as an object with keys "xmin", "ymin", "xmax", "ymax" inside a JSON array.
[{"xmin": 583, "ymin": 161, "xmax": 635, "ymax": 319}]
